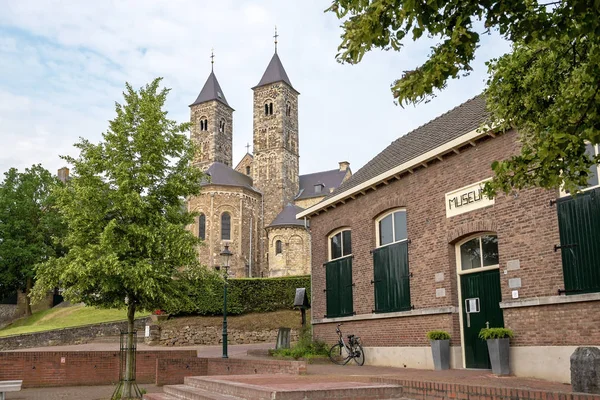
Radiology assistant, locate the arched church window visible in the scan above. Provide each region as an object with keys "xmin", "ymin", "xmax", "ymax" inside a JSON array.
[
  {"xmin": 286, "ymin": 103, "xmax": 291, "ymax": 116},
  {"xmin": 276, "ymin": 240, "xmax": 283, "ymax": 255},
  {"xmin": 246, "ymin": 166, "xmax": 251, "ymax": 175},
  {"xmin": 198, "ymin": 214, "xmax": 206, "ymax": 240},
  {"xmin": 200, "ymin": 118, "xmax": 208, "ymax": 131},
  {"xmin": 265, "ymin": 104, "xmax": 269, "ymax": 116},
  {"xmin": 219, "ymin": 120, "xmax": 225, "ymax": 133},
  {"xmin": 269, "ymin": 102, "xmax": 273, "ymax": 115},
  {"xmin": 221, "ymin": 212, "xmax": 231, "ymax": 240}
]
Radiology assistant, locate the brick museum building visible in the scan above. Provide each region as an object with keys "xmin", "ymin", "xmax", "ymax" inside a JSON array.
[{"xmin": 298, "ymin": 95, "xmax": 600, "ymax": 383}]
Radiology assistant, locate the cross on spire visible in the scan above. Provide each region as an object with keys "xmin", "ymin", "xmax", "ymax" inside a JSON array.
[
  {"xmin": 245, "ymin": 142, "xmax": 251, "ymax": 154},
  {"xmin": 210, "ymin": 48, "xmax": 215, "ymax": 71},
  {"xmin": 273, "ymin": 26, "xmax": 278, "ymax": 53}
]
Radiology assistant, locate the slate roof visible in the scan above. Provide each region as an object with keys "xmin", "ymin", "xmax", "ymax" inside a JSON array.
[
  {"xmin": 327, "ymin": 95, "xmax": 488, "ymax": 199},
  {"xmin": 190, "ymin": 71, "xmax": 231, "ymax": 108},
  {"xmin": 296, "ymin": 169, "xmax": 349, "ymax": 200},
  {"xmin": 269, "ymin": 203, "xmax": 306, "ymax": 228},
  {"xmin": 254, "ymin": 53, "xmax": 297, "ymax": 92},
  {"xmin": 202, "ymin": 162, "xmax": 258, "ymax": 192}
]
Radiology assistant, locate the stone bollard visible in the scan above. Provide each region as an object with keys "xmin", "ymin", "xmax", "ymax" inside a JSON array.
[{"xmin": 571, "ymin": 347, "xmax": 600, "ymax": 394}]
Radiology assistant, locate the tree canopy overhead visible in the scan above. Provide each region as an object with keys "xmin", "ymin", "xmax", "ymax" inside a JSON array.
[
  {"xmin": 327, "ymin": 0, "xmax": 600, "ymax": 194},
  {"xmin": 33, "ymin": 78, "xmax": 208, "ymax": 398}
]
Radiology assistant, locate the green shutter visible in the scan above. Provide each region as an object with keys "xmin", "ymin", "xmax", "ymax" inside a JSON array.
[
  {"xmin": 372, "ymin": 241, "xmax": 411, "ymax": 312},
  {"xmin": 557, "ymin": 188, "xmax": 600, "ymax": 294},
  {"xmin": 325, "ymin": 256, "xmax": 354, "ymax": 318}
]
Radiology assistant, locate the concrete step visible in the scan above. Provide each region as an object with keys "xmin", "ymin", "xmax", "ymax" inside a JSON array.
[
  {"xmin": 184, "ymin": 376, "xmax": 274, "ymax": 399},
  {"xmin": 164, "ymin": 384, "xmax": 245, "ymax": 400}
]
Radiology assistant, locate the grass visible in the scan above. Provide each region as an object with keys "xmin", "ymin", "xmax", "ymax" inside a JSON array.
[
  {"xmin": 162, "ymin": 309, "xmax": 309, "ymax": 331},
  {"xmin": 0, "ymin": 304, "xmax": 150, "ymax": 337}
]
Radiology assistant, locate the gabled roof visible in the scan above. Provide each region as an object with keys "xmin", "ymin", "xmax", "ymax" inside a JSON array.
[
  {"xmin": 269, "ymin": 203, "xmax": 306, "ymax": 228},
  {"xmin": 298, "ymin": 95, "xmax": 490, "ymax": 218},
  {"xmin": 203, "ymin": 162, "xmax": 258, "ymax": 193},
  {"xmin": 190, "ymin": 71, "xmax": 231, "ymax": 108},
  {"xmin": 253, "ymin": 53, "xmax": 297, "ymax": 92},
  {"xmin": 296, "ymin": 168, "xmax": 349, "ymax": 200}
]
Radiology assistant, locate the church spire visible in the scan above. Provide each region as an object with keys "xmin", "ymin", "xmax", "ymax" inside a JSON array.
[
  {"xmin": 190, "ymin": 49, "xmax": 231, "ymax": 108},
  {"xmin": 253, "ymin": 30, "xmax": 297, "ymax": 92}
]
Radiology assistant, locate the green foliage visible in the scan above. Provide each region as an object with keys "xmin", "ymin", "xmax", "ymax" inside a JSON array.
[
  {"xmin": 327, "ymin": 0, "xmax": 600, "ymax": 194},
  {"xmin": 0, "ymin": 165, "xmax": 66, "ymax": 310},
  {"xmin": 272, "ymin": 326, "xmax": 329, "ymax": 360},
  {"xmin": 426, "ymin": 330, "xmax": 451, "ymax": 341},
  {"xmin": 478, "ymin": 327, "xmax": 514, "ymax": 340},
  {"xmin": 33, "ymin": 78, "xmax": 208, "ymax": 316},
  {"xmin": 168, "ymin": 275, "xmax": 311, "ymax": 316}
]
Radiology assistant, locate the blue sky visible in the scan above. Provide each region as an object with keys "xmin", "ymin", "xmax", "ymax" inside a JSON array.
[{"xmin": 0, "ymin": 1, "xmax": 511, "ymax": 177}]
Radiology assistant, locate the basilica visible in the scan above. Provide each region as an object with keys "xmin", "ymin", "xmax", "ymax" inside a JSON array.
[{"xmin": 187, "ymin": 47, "xmax": 351, "ymax": 277}]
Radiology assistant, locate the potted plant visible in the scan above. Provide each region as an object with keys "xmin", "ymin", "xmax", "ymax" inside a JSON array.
[
  {"xmin": 426, "ymin": 330, "xmax": 451, "ymax": 370},
  {"xmin": 150, "ymin": 309, "xmax": 169, "ymax": 322},
  {"xmin": 479, "ymin": 327, "xmax": 513, "ymax": 375}
]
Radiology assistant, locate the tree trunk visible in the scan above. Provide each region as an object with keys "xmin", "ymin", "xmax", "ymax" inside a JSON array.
[
  {"xmin": 24, "ymin": 277, "xmax": 33, "ymax": 317},
  {"xmin": 122, "ymin": 302, "xmax": 136, "ymax": 398}
]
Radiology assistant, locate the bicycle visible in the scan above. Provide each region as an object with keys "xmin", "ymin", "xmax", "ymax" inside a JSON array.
[{"xmin": 328, "ymin": 323, "xmax": 365, "ymax": 366}]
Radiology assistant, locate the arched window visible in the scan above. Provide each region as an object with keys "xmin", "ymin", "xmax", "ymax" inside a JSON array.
[
  {"xmin": 275, "ymin": 240, "xmax": 283, "ymax": 255},
  {"xmin": 286, "ymin": 102, "xmax": 291, "ymax": 116},
  {"xmin": 269, "ymin": 102, "xmax": 273, "ymax": 115},
  {"xmin": 219, "ymin": 120, "xmax": 225, "ymax": 133},
  {"xmin": 265, "ymin": 104, "xmax": 269, "ymax": 115},
  {"xmin": 198, "ymin": 213, "xmax": 206, "ymax": 240},
  {"xmin": 245, "ymin": 166, "xmax": 251, "ymax": 175},
  {"xmin": 376, "ymin": 209, "xmax": 407, "ymax": 248},
  {"xmin": 221, "ymin": 212, "xmax": 231, "ymax": 240},
  {"xmin": 329, "ymin": 228, "xmax": 351, "ymax": 261},
  {"xmin": 458, "ymin": 234, "xmax": 499, "ymax": 271},
  {"xmin": 199, "ymin": 118, "xmax": 208, "ymax": 131}
]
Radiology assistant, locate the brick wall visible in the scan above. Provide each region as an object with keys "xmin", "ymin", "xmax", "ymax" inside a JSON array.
[
  {"xmin": 206, "ymin": 358, "xmax": 306, "ymax": 376},
  {"xmin": 155, "ymin": 357, "xmax": 208, "ymax": 386},
  {"xmin": 0, "ymin": 350, "xmax": 196, "ymax": 388},
  {"xmin": 309, "ymin": 129, "xmax": 594, "ymax": 348}
]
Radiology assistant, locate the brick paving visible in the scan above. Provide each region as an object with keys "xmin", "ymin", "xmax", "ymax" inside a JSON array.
[{"xmin": 5, "ymin": 384, "xmax": 163, "ymax": 400}]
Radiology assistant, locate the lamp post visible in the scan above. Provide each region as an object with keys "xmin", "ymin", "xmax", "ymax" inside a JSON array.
[{"xmin": 216, "ymin": 244, "xmax": 232, "ymax": 359}]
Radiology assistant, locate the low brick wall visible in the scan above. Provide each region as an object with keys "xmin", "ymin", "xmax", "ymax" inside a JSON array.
[
  {"xmin": 0, "ymin": 350, "xmax": 197, "ymax": 388},
  {"xmin": 158, "ymin": 325, "xmax": 299, "ymax": 346},
  {"xmin": 155, "ymin": 358, "xmax": 208, "ymax": 385},
  {"xmin": 0, "ymin": 318, "xmax": 149, "ymax": 350}
]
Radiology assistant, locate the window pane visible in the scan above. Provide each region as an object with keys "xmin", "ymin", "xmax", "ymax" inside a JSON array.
[
  {"xmin": 379, "ymin": 214, "xmax": 393, "ymax": 246},
  {"xmin": 342, "ymin": 230, "xmax": 352, "ymax": 256},
  {"xmin": 198, "ymin": 214, "xmax": 206, "ymax": 240},
  {"xmin": 331, "ymin": 233, "xmax": 342, "ymax": 259},
  {"xmin": 393, "ymin": 211, "xmax": 407, "ymax": 242},
  {"xmin": 221, "ymin": 212, "xmax": 231, "ymax": 240},
  {"xmin": 481, "ymin": 235, "xmax": 499, "ymax": 267},
  {"xmin": 460, "ymin": 237, "xmax": 481, "ymax": 271}
]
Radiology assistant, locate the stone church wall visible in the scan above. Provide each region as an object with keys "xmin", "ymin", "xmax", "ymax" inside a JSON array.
[
  {"xmin": 234, "ymin": 153, "xmax": 254, "ymax": 178},
  {"xmin": 294, "ymin": 196, "xmax": 325, "ymax": 210},
  {"xmin": 266, "ymin": 226, "xmax": 311, "ymax": 277},
  {"xmin": 190, "ymin": 100, "xmax": 233, "ymax": 169},
  {"xmin": 188, "ymin": 185, "xmax": 262, "ymax": 277}
]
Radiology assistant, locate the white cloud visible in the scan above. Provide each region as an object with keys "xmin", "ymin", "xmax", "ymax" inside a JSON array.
[{"xmin": 0, "ymin": 1, "xmax": 511, "ymax": 177}]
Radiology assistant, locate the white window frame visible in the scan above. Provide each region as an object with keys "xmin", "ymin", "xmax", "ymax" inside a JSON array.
[
  {"xmin": 559, "ymin": 142, "xmax": 600, "ymax": 197},
  {"xmin": 375, "ymin": 208, "xmax": 408, "ymax": 249},
  {"xmin": 455, "ymin": 232, "xmax": 500, "ymax": 276},
  {"xmin": 328, "ymin": 227, "xmax": 352, "ymax": 261}
]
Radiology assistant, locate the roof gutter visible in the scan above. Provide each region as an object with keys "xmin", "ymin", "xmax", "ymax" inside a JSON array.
[{"xmin": 296, "ymin": 126, "xmax": 492, "ymax": 219}]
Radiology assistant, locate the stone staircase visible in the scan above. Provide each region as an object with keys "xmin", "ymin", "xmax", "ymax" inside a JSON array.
[{"xmin": 144, "ymin": 375, "xmax": 406, "ymax": 400}]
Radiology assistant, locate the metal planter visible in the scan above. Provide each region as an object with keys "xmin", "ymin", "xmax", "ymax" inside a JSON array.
[
  {"xmin": 486, "ymin": 338, "xmax": 510, "ymax": 375},
  {"xmin": 430, "ymin": 339, "xmax": 450, "ymax": 370}
]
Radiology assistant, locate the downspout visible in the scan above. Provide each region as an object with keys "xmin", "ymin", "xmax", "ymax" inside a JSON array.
[{"xmin": 249, "ymin": 216, "xmax": 253, "ymax": 277}]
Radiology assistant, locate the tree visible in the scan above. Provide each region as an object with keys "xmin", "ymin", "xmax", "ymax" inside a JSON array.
[
  {"xmin": 0, "ymin": 165, "xmax": 65, "ymax": 316},
  {"xmin": 33, "ymin": 78, "xmax": 206, "ymax": 399},
  {"xmin": 327, "ymin": 0, "xmax": 600, "ymax": 194}
]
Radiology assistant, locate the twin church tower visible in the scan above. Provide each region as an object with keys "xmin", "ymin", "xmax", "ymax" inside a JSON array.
[{"xmin": 187, "ymin": 40, "xmax": 351, "ymax": 277}]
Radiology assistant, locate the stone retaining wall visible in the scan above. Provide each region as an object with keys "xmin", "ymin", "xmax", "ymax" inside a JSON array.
[
  {"xmin": 0, "ymin": 305, "xmax": 18, "ymax": 327},
  {"xmin": 0, "ymin": 318, "xmax": 148, "ymax": 350},
  {"xmin": 158, "ymin": 324, "xmax": 298, "ymax": 346}
]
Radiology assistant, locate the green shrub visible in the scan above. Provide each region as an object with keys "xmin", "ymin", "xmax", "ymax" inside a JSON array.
[
  {"xmin": 167, "ymin": 275, "xmax": 311, "ymax": 316},
  {"xmin": 478, "ymin": 328, "xmax": 514, "ymax": 340},
  {"xmin": 272, "ymin": 326, "xmax": 329, "ymax": 360},
  {"xmin": 426, "ymin": 330, "xmax": 451, "ymax": 340}
]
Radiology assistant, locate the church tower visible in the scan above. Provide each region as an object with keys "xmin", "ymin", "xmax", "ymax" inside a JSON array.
[
  {"xmin": 252, "ymin": 38, "xmax": 300, "ymax": 225},
  {"xmin": 190, "ymin": 57, "xmax": 234, "ymax": 170}
]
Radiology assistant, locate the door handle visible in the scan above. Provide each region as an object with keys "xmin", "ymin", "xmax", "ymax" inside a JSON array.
[
  {"xmin": 486, "ymin": 321, "xmax": 490, "ymax": 329},
  {"xmin": 467, "ymin": 313, "xmax": 471, "ymax": 328}
]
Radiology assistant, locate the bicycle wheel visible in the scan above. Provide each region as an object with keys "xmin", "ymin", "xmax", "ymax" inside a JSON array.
[
  {"xmin": 352, "ymin": 343, "xmax": 365, "ymax": 366},
  {"xmin": 329, "ymin": 343, "xmax": 348, "ymax": 365}
]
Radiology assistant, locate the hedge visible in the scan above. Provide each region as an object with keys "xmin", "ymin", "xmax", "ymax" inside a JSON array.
[{"xmin": 168, "ymin": 275, "xmax": 311, "ymax": 316}]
